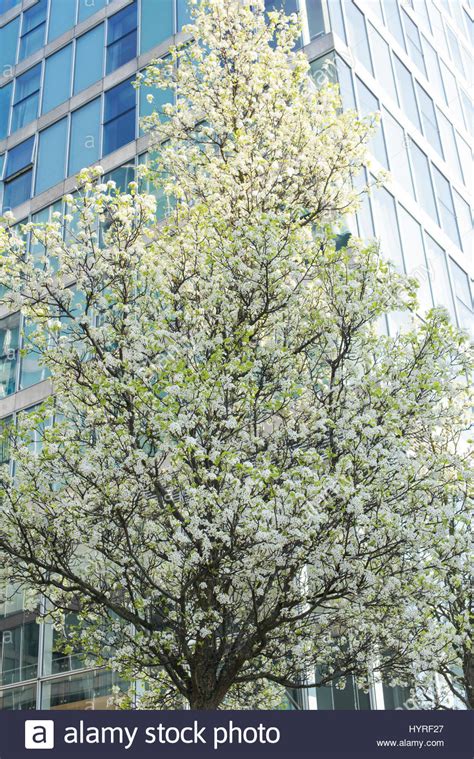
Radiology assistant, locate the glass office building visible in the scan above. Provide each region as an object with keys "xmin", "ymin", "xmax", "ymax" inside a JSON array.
[{"xmin": 0, "ymin": 0, "xmax": 472, "ymax": 710}]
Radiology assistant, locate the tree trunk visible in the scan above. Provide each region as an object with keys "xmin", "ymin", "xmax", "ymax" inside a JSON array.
[{"xmin": 463, "ymin": 648, "xmax": 474, "ymax": 710}]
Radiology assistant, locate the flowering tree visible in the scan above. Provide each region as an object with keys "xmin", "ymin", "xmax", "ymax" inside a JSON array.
[{"xmin": 0, "ymin": 0, "xmax": 472, "ymax": 710}]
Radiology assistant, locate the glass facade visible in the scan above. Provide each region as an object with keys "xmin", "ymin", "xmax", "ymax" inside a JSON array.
[{"xmin": 0, "ymin": 0, "xmax": 472, "ymax": 711}]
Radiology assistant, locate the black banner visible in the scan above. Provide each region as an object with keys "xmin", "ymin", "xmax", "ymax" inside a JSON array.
[{"xmin": 0, "ymin": 709, "xmax": 472, "ymax": 758}]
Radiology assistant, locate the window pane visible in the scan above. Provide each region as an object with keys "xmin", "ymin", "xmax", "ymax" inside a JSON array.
[
  {"xmin": 11, "ymin": 93, "xmax": 38, "ymax": 133},
  {"xmin": 5, "ymin": 136, "xmax": 34, "ymax": 177},
  {"xmin": 354, "ymin": 169, "xmax": 374, "ymax": 238},
  {"xmin": 307, "ymin": 0, "xmax": 324, "ymax": 39},
  {"xmin": 140, "ymin": 0, "xmax": 173, "ymax": 52},
  {"xmin": 20, "ymin": 319, "xmax": 50, "ymax": 389},
  {"xmin": 36, "ymin": 118, "xmax": 68, "ymax": 195},
  {"xmin": 0, "ymin": 83, "xmax": 12, "ymax": 140},
  {"xmin": 13, "ymin": 63, "xmax": 41, "ymax": 104},
  {"xmin": 450, "ymin": 259, "xmax": 472, "ymax": 309},
  {"xmin": 393, "ymin": 56, "xmax": 421, "ymax": 132},
  {"xmin": 415, "ymin": 83, "xmax": 442, "ymax": 156},
  {"xmin": 104, "ymin": 78, "xmax": 135, "ymax": 122},
  {"xmin": 398, "ymin": 205, "xmax": 432, "ymax": 310},
  {"xmin": 22, "ymin": 0, "xmax": 47, "ymax": 34},
  {"xmin": 29, "ymin": 202, "xmax": 61, "ymax": 269},
  {"xmin": 446, "ymin": 25, "xmax": 465, "ymax": 77},
  {"xmin": 69, "ymin": 98, "xmax": 101, "ymax": 176},
  {"xmin": 368, "ymin": 23, "xmax": 398, "ymax": 105},
  {"xmin": 355, "ymin": 77, "xmax": 387, "ymax": 169},
  {"xmin": 454, "ymin": 133, "xmax": 472, "ymax": 190},
  {"xmin": 452, "ymin": 190, "xmax": 472, "ymax": 255},
  {"xmin": 42, "ymin": 44, "xmax": 72, "ymax": 115},
  {"xmin": 332, "ymin": 677, "xmax": 358, "ymax": 710},
  {"xmin": 139, "ymin": 75, "xmax": 172, "ymax": 135},
  {"xmin": 345, "ymin": 3, "xmax": 372, "ymax": 75},
  {"xmin": 177, "ymin": 0, "xmax": 193, "ymax": 30},
  {"xmin": 328, "ymin": 0, "xmax": 346, "ymax": 44},
  {"xmin": 0, "ymin": 17, "xmax": 20, "ymax": 74},
  {"xmin": 106, "ymin": 31, "xmax": 137, "ymax": 75},
  {"xmin": 432, "ymin": 165, "xmax": 460, "ymax": 247},
  {"xmin": 0, "ymin": 683, "xmax": 37, "ymax": 710},
  {"xmin": 77, "ymin": 0, "xmax": 106, "ymax": 23},
  {"xmin": 3, "ymin": 171, "xmax": 32, "ymax": 210},
  {"xmin": 73, "ymin": 24, "xmax": 105, "ymax": 95},
  {"xmin": 440, "ymin": 62, "xmax": 464, "ymax": 126},
  {"xmin": 12, "ymin": 64, "xmax": 41, "ymax": 132},
  {"xmin": 41, "ymin": 669, "xmax": 127, "ymax": 709},
  {"xmin": 420, "ymin": 34, "xmax": 445, "ymax": 102},
  {"xmin": 402, "ymin": 10, "xmax": 426, "ymax": 76},
  {"xmin": 408, "ymin": 139, "xmax": 438, "ymax": 222},
  {"xmin": 103, "ymin": 110, "xmax": 136, "ymax": 156},
  {"xmin": 382, "ymin": 108, "xmax": 414, "ymax": 197},
  {"xmin": 0, "ymin": 415, "xmax": 12, "ymax": 467},
  {"xmin": 372, "ymin": 185, "xmax": 404, "ymax": 272},
  {"xmin": 335, "ymin": 55, "xmax": 355, "ymax": 110},
  {"xmin": 0, "ymin": 0, "xmax": 20, "ymax": 12},
  {"xmin": 108, "ymin": 2, "xmax": 136, "ymax": 44},
  {"xmin": 19, "ymin": 0, "xmax": 47, "ymax": 61},
  {"xmin": 0, "ymin": 312, "xmax": 20, "ymax": 398},
  {"xmin": 383, "ymin": 684, "xmax": 412, "ymax": 709},
  {"xmin": 48, "ymin": 0, "xmax": 77, "ymax": 43},
  {"xmin": 424, "ymin": 235, "xmax": 455, "ymax": 320},
  {"xmin": 104, "ymin": 163, "xmax": 136, "ymax": 192},
  {"xmin": 382, "ymin": 0, "xmax": 405, "ymax": 50},
  {"xmin": 436, "ymin": 110, "xmax": 462, "ymax": 184},
  {"xmin": 106, "ymin": 2, "xmax": 137, "ymax": 74},
  {"xmin": 459, "ymin": 89, "xmax": 473, "ymax": 135},
  {"xmin": 19, "ymin": 25, "xmax": 45, "ymax": 61}
]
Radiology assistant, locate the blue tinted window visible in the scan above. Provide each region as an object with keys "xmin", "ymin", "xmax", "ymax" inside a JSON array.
[
  {"xmin": 140, "ymin": 0, "xmax": 173, "ymax": 53},
  {"xmin": 139, "ymin": 69, "xmax": 172, "ymax": 134},
  {"xmin": 0, "ymin": 0, "xmax": 20, "ymax": 13},
  {"xmin": 48, "ymin": 0, "xmax": 77, "ymax": 42},
  {"xmin": 177, "ymin": 0, "xmax": 193, "ymax": 29},
  {"xmin": 0, "ymin": 313, "xmax": 20, "ymax": 399},
  {"xmin": 19, "ymin": 0, "xmax": 47, "ymax": 61},
  {"xmin": 78, "ymin": 0, "xmax": 106, "ymax": 23},
  {"xmin": 42, "ymin": 44, "xmax": 73, "ymax": 114},
  {"xmin": 0, "ymin": 17, "xmax": 20, "ymax": 73},
  {"xmin": 69, "ymin": 98, "xmax": 101, "ymax": 176},
  {"xmin": 12, "ymin": 63, "xmax": 41, "ymax": 132},
  {"xmin": 0, "ymin": 84, "xmax": 13, "ymax": 140},
  {"xmin": 307, "ymin": 0, "xmax": 324, "ymax": 39},
  {"xmin": 5, "ymin": 136, "xmax": 34, "ymax": 177},
  {"xmin": 74, "ymin": 24, "xmax": 105, "ymax": 95},
  {"xmin": 103, "ymin": 79, "xmax": 136, "ymax": 155},
  {"xmin": 104, "ymin": 78, "xmax": 135, "ymax": 122},
  {"xmin": 36, "ymin": 118, "xmax": 68, "ymax": 195},
  {"xmin": 106, "ymin": 2, "xmax": 137, "ymax": 74},
  {"xmin": 3, "ymin": 171, "xmax": 32, "ymax": 209},
  {"xmin": 3, "ymin": 137, "xmax": 34, "ymax": 208}
]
